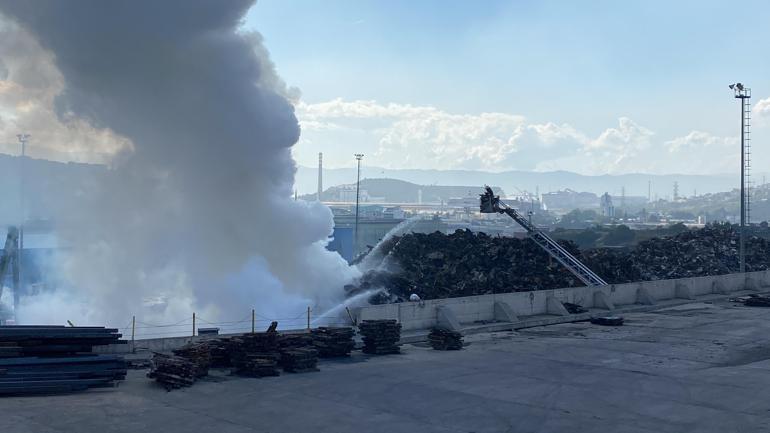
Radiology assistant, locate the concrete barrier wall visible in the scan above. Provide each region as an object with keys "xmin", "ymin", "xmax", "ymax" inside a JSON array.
[
  {"xmin": 96, "ymin": 270, "xmax": 770, "ymax": 353},
  {"xmin": 355, "ymin": 270, "xmax": 770, "ymax": 332}
]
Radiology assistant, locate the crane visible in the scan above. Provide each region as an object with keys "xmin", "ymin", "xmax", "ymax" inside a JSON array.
[{"xmin": 480, "ymin": 186, "xmax": 607, "ymax": 286}]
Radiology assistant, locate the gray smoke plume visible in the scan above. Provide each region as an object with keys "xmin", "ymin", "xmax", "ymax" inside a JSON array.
[{"xmin": 0, "ymin": 1, "xmax": 356, "ymax": 326}]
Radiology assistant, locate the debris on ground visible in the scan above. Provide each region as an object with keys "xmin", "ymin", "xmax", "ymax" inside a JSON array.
[
  {"xmin": 207, "ymin": 338, "xmax": 233, "ymax": 367},
  {"xmin": 359, "ymin": 320, "xmax": 402, "ymax": 355},
  {"xmin": 428, "ymin": 328, "xmax": 464, "ymax": 350},
  {"xmin": 311, "ymin": 327, "xmax": 356, "ymax": 357},
  {"xmin": 563, "ymin": 302, "xmax": 588, "ymax": 314},
  {"xmin": 590, "ymin": 316, "xmax": 625, "ymax": 326},
  {"xmin": 744, "ymin": 295, "xmax": 770, "ymax": 307}
]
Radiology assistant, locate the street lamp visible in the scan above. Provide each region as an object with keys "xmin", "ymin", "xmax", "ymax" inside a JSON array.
[{"xmin": 354, "ymin": 154, "xmax": 364, "ymax": 258}]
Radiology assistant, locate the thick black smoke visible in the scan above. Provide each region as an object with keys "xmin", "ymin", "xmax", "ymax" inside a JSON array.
[{"xmin": 0, "ymin": 0, "xmax": 355, "ymax": 325}]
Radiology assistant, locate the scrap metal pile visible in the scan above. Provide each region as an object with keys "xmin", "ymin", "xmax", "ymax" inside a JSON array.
[
  {"xmin": 147, "ymin": 353, "xmax": 199, "ymax": 390},
  {"xmin": 147, "ymin": 327, "xmax": 357, "ymax": 390},
  {"xmin": 428, "ymin": 328, "xmax": 463, "ymax": 350},
  {"xmin": 351, "ymin": 229, "xmax": 580, "ymax": 301},
  {"xmin": 311, "ymin": 327, "xmax": 356, "ymax": 357},
  {"xmin": 350, "ymin": 224, "xmax": 770, "ymax": 301},
  {"xmin": 359, "ymin": 320, "xmax": 401, "ymax": 355},
  {"xmin": 0, "ymin": 326, "xmax": 126, "ymax": 395}
]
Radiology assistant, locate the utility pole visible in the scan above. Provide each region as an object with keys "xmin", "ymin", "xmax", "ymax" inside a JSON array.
[
  {"xmin": 354, "ymin": 154, "xmax": 364, "ymax": 257},
  {"xmin": 16, "ymin": 133, "xmax": 29, "ymax": 316},
  {"xmin": 730, "ymin": 83, "xmax": 751, "ymax": 273}
]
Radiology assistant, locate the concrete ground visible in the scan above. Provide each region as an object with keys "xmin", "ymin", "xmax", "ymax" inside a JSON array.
[{"xmin": 4, "ymin": 298, "xmax": 770, "ymax": 433}]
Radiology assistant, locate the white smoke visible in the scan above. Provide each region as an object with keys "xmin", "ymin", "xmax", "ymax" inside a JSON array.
[{"xmin": 0, "ymin": 0, "xmax": 358, "ymax": 328}]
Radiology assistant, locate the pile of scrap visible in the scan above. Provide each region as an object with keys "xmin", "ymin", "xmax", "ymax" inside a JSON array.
[
  {"xmin": 428, "ymin": 328, "xmax": 463, "ymax": 350},
  {"xmin": 347, "ymin": 223, "xmax": 770, "ymax": 303},
  {"xmin": 280, "ymin": 348, "xmax": 319, "ymax": 373},
  {"xmin": 0, "ymin": 325, "xmax": 126, "ymax": 395},
  {"xmin": 359, "ymin": 320, "xmax": 401, "ymax": 355},
  {"xmin": 230, "ymin": 331, "xmax": 281, "ymax": 377},
  {"xmin": 349, "ymin": 229, "xmax": 580, "ymax": 302},
  {"xmin": 277, "ymin": 332, "xmax": 313, "ymax": 351},
  {"xmin": 732, "ymin": 294, "xmax": 770, "ymax": 307},
  {"xmin": 584, "ymin": 223, "xmax": 770, "ymax": 282},
  {"xmin": 590, "ymin": 316, "xmax": 624, "ymax": 326},
  {"xmin": 172, "ymin": 342, "xmax": 211, "ymax": 378},
  {"xmin": 207, "ymin": 338, "xmax": 233, "ymax": 367},
  {"xmin": 147, "ymin": 353, "xmax": 197, "ymax": 390},
  {"xmin": 311, "ymin": 327, "xmax": 355, "ymax": 357},
  {"xmin": 232, "ymin": 353, "xmax": 280, "ymax": 377}
]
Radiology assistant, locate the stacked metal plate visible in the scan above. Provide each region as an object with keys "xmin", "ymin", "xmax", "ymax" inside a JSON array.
[
  {"xmin": 311, "ymin": 327, "xmax": 355, "ymax": 357},
  {"xmin": 0, "ymin": 325, "xmax": 127, "ymax": 395},
  {"xmin": 428, "ymin": 328, "xmax": 464, "ymax": 351},
  {"xmin": 359, "ymin": 320, "xmax": 401, "ymax": 355}
]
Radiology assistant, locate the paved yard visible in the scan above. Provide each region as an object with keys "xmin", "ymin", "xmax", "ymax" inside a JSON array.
[{"xmin": 3, "ymin": 299, "xmax": 770, "ymax": 432}]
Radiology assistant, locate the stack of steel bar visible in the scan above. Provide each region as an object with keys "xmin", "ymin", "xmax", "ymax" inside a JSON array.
[
  {"xmin": 279, "ymin": 348, "xmax": 319, "ymax": 373},
  {"xmin": 172, "ymin": 342, "xmax": 211, "ymax": 378},
  {"xmin": 230, "ymin": 332, "xmax": 281, "ymax": 377},
  {"xmin": 147, "ymin": 353, "xmax": 197, "ymax": 390},
  {"xmin": 311, "ymin": 327, "xmax": 355, "ymax": 357},
  {"xmin": 277, "ymin": 332, "xmax": 313, "ymax": 351},
  {"xmin": 428, "ymin": 328, "xmax": 464, "ymax": 350},
  {"xmin": 0, "ymin": 325, "xmax": 127, "ymax": 395},
  {"xmin": 207, "ymin": 338, "xmax": 233, "ymax": 367},
  {"xmin": 359, "ymin": 320, "xmax": 401, "ymax": 355},
  {"xmin": 232, "ymin": 353, "xmax": 280, "ymax": 377}
]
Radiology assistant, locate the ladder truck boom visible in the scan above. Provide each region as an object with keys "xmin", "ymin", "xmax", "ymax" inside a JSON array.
[{"xmin": 480, "ymin": 186, "xmax": 607, "ymax": 287}]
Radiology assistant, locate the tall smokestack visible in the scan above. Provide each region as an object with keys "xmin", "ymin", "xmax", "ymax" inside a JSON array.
[{"xmin": 318, "ymin": 152, "xmax": 323, "ymax": 201}]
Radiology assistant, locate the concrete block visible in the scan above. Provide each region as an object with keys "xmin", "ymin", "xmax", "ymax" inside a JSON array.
[
  {"xmin": 593, "ymin": 291, "xmax": 614, "ymax": 310},
  {"xmin": 546, "ymin": 296, "xmax": 569, "ymax": 316},
  {"xmin": 675, "ymin": 283, "xmax": 695, "ymax": 300},
  {"xmin": 745, "ymin": 278, "xmax": 760, "ymax": 291},
  {"xmin": 493, "ymin": 301, "xmax": 518, "ymax": 322},
  {"xmin": 436, "ymin": 306, "xmax": 461, "ymax": 331},
  {"xmin": 712, "ymin": 280, "xmax": 731, "ymax": 295},
  {"xmin": 636, "ymin": 286, "xmax": 656, "ymax": 305}
]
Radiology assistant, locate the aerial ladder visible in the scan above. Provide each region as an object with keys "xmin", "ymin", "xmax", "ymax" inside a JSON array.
[{"xmin": 480, "ymin": 186, "xmax": 607, "ymax": 286}]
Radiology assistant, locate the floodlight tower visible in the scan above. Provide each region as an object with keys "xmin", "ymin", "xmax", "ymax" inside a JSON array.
[{"xmin": 729, "ymin": 83, "xmax": 751, "ymax": 273}]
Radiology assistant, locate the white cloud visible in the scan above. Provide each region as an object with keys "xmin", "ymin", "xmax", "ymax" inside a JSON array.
[
  {"xmin": 755, "ymin": 97, "xmax": 770, "ymax": 123},
  {"xmin": 295, "ymin": 98, "xmax": 748, "ymax": 176}
]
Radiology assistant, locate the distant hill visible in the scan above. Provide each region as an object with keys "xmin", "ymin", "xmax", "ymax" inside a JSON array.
[
  {"xmin": 301, "ymin": 178, "xmax": 504, "ymax": 203},
  {"xmin": 296, "ymin": 165, "xmax": 745, "ymax": 199}
]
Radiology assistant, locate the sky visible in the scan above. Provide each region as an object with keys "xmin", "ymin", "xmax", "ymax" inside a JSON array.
[
  {"xmin": 245, "ymin": 0, "xmax": 770, "ymax": 175},
  {"xmin": 0, "ymin": 1, "xmax": 769, "ymax": 177}
]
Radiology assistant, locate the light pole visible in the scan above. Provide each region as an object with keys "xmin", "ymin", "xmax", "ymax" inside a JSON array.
[
  {"xmin": 354, "ymin": 153, "xmax": 364, "ymax": 257},
  {"xmin": 16, "ymin": 133, "xmax": 29, "ymax": 315},
  {"xmin": 729, "ymin": 83, "xmax": 751, "ymax": 273}
]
